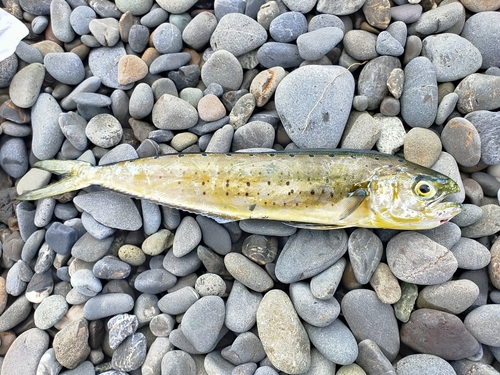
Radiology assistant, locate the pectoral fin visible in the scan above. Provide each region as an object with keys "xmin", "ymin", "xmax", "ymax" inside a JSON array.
[{"xmin": 337, "ymin": 188, "xmax": 367, "ymax": 220}]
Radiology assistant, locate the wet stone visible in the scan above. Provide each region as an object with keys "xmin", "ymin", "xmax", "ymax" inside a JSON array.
[{"xmin": 241, "ymin": 235, "xmax": 278, "ymax": 265}]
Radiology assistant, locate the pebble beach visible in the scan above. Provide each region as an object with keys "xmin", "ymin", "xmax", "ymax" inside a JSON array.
[{"xmin": 1, "ymin": 0, "xmax": 500, "ymax": 374}]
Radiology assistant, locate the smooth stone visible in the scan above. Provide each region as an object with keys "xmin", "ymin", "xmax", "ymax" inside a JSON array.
[
  {"xmin": 225, "ymin": 280, "xmax": 262, "ymax": 333},
  {"xmin": 229, "ymin": 93, "xmax": 256, "ymax": 129},
  {"xmin": 203, "ymin": 351, "xmax": 236, "ymax": 374},
  {"xmin": 363, "ymin": 0, "xmax": 391, "ymax": 29},
  {"xmin": 149, "ymin": 314, "xmax": 175, "ymax": 337},
  {"xmin": 142, "ymin": 229, "xmax": 174, "ymax": 256},
  {"xmin": 149, "ymin": 52, "xmax": 191, "ymax": 75},
  {"xmin": 152, "ymin": 23, "xmax": 182, "ymax": 53},
  {"xmin": 451, "ymin": 204, "xmax": 483, "ymax": 228},
  {"xmin": 83, "ymin": 293, "xmax": 135, "ymax": 320},
  {"xmin": 93, "ymin": 255, "xmax": 131, "ymax": 279},
  {"xmin": 71, "ymin": 232, "xmax": 113, "ymax": 262},
  {"xmin": 461, "ymin": 205, "xmax": 500, "ymax": 238},
  {"xmin": 16, "ymin": 201, "xmax": 38, "ymax": 241},
  {"xmin": 316, "ymin": 0, "xmax": 365, "ymax": 15},
  {"xmin": 44, "ymin": 52, "xmax": 85, "ymax": 85},
  {"xmin": 241, "ymin": 235, "xmax": 278, "ymax": 265},
  {"xmin": 224, "ymin": 252, "xmax": 274, "ymax": 292},
  {"xmin": 201, "ymin": 50, "xmax": 243, "ymax": 91},
  {"xmin": 376, "ymin": 31, "xmax": 404, "ymax": 57},
  {"xmin": 129, "ymin": 83, "xmax": 154, "ymax": 120},
  {"xmin": 71, "ymin": 269, "xmax": 102, "ymax": 296},
  {"xmin": 0, "ymin": 54, "xmax": 18, "ymax": 89},
  {"xmin": 395, "ymin": 354, "xmax": 456, "ymax": 375},
  {"xmin": 257, "ymin": 42, "xmax": 304, "ymax": 69},
  {"xmin": 421, "ymin": 33, "xmax": 482, "ymax": 82},
  {"xmin": 289, "ymin": 282, "xmax": 340, "ymax": 327},
  {"xmin": 455, "ymin": 74, "xmax": 500, "ymax": 113},
  {"xmin": 182, "ymin": 12, "xmax": 218, "ymax": 50},
  {"xmin": 112, "ymin": 333, "xmax": 147, "ymax": 372},
  {"xmin": 196, "ymin": 215, "xmax": 232, "ymax": 255},
  {"xmin": 115, "ymin": 0, "xmax": 152, "ymax": 15},
  {"xmin": 401, "ymin": 56, "xmax": 438, "ymax": 128},
  {"xmin": 0, "ymin": 136, "xmax": 29, "ymax": 178},
  {"xmin": 348, "ymin": 228, "xmax": 383, "ymax": 284},
  {"xmin": 74, "ymin": 191, "xmax": 142, "ymax": 231},
  {"xmin": 465, "ymin": 110, "xmax": 500, "ymax": 165},
  {"xmin": 128, "ymin": 24, "xmax": 150, "ymax": 53},
  {"xmin": 161, "ymin": 350, "xmax": 196, "ymax": 375},
  {"xmin": 341, "ymin": 112, "xmax": 380, "ymax": 150},
  {"xmin": 416, "ymin": 279, "xmax": 479, "ymax": 314},
  {"xmin": 53, "ymin": 318, "xmax": 91, "ymax": 369},
  {"xmin": 162, "ymin": 248, "xmax": 202, "ymax": 277},
  {"xmin": 297, "ymin": 27, "xmax": 344, "ymax": 61},
  {"xmin": 390, "ymin": 4, "xmax": 422, "ymax": 23},
  {"xmin": 85, "ymin": 113, "xmax": 123, "ymax": 148},
  {"xmin": 369, "ymin": 262, "xmax": 401, "ymax": 304},
  {"xmin": 356, "ymin": 339, "xmax": 394, "ymax": 375},
  {"xmin": 31, "ymin": 93, "xmax": 65, "ymax": 159},
  {"xmin": 210, "ymin": 13, "xmax": 267, "ymax": 57},
  {"xmin": 343, "ymin": 30, "xmax": 378, "ymax": 60},
  {"xmin": 22, "ymin": 229, "xmax": 46, "ymax": 262},
  {"xmin": 471, "ymin": 171, "xmax": 500, "ymax": 196},
  {"xmin": 462, "ymin": 11, "xmax": 500, "ymax": 69},
  {"xmin": 489, "ymin": 238, "xmax": 500, "ymax": 289},
  {"xmin": 181, "ymin": 296, "xmax": 225, "ymax": 353},
  {"xmin": 342, "ymin": 289, "xmax": 400, "ymax": 361},
  {"xmin": 232, "ymin": 121, "xmax": 275, "ymax": 151},
  {"xmin": 61, "ymin": 76, "xmax": 102, "ymax": 111},
  {"xmin": 152, "ymin": 94, "xmax": 198, "ymax": 130},
  {"xmin": 34, "ymin": 294, "xmax": 68, "ymax": 330},
  {"xmin": 257, "ymin": 289, "xmax": 311, "ymax": 374},
  {"xmin": 387, "ymin": 68, "xmax": 404, "ymax": 99},
  {"xmin": 156, "ymin": 0, "xmax": 198, "ymax": 14},
  {"xmin": 198, "ymin": 94, "xmax": 226, "ymax": 122},
  {"xmin": 464, "ymin": 304, "xmax": 500, "ymax": 347},
  {"xmin": 221, "ymin": 331, "xmax": 266, "ymax": 365},
  {"xmin": 0, "ymin": 295, "xmax": 31, "ymax": 331},
  {"xmin": 401, "ymin": 308, "xmax": 480, "ymax": 360},
  {"xmin": 172, "ymin": 216, "xmax": 202, "ymax": 257},
  {"xmin": 310, "ymin": 258, "xmax": 346, "ymax": 300},
  {"xmin": 158, "ymin": 286, "xmax": 199, "ymax": 315},
  {"xmin": 70, "ymin": 6, "xmax": 96, "ymax": 35},
  {"xmin": 134, "ymin": 269, "xmax": 177, "ymax": 294},
  {"xmin": 441, "ymin": 117, "xmax": 480, "ymax": 167},
  {"xmin": 51, "ymin": 0, "xmax": 75, "ymax": 42},
  {"xmin": 394, "ymin": 282, "xmax": 419, "ymax": 323},
  {"xmin": 408, "ymin": 2, "xmax": 464, "ymax": 36},
  {"xmin": 250, "ymin": 67, "xmax": 286, "ymax": 108},
  {"xmin": 386, "ymin": 232, "xmax": 458, "ymax": 285},
  {"xmin": 403, "ymin": 128, "xmax": 442, "ymax": 168},
  {"xmin": 358, "ymin": 56, "xmax": 401, "ymax": 111},
  {"xmin": 269, "ymin": 11, "xmax": 307, "ymax": 43},
  {"xmin": 459, "ymin": 269, "xmax": 489, "ymax": 308},
  {"xmin": 450, "ymin": 237, "xmax": 491, "ymax": 270},
  {"xmin": 275, "ymin": 65, "xmax": 354, "ymax": 148},
  {"xmin": 1, "ymin": 328, "xmax": 49, "ymax": 374},
  {"xmin": 275, "ymin": 229, "xmax": 348, "ymax": 283},
  {"xmin": 117, "ymin": 55, "xmax": 148, "ymax": 85},
  {"xmin": 88, "ymin": 44, "xmax": 134, "ymax": 90}
]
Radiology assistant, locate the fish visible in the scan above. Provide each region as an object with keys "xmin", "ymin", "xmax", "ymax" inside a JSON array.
[{"xmin": 17, "ymin": 150, "xmax": 463, "ymax": 230}]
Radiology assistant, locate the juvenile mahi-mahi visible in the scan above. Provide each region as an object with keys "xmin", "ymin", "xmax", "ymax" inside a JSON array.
[{"xmin": 18, "ymin": 150, "xmax": 462, "ymax": 230}]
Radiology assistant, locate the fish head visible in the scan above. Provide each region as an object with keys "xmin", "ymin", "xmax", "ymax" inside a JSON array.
[{"xmin": 367, "ymin": 166, "xmax": 462, "ymax": 230}]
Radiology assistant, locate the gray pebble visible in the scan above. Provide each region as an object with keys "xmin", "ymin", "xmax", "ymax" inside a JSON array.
[
  {"xmin": 386, "ymin": 20, "xmax": 407, "ymax": 47},
  {"xmin": 465, "ymin": 304, "xmax": 500, "ymax": 347},
  {"xmin": 112, "ymin": 332, "xmax": 147, "ymax": 372},
  {"xmin": 70, "ymin": 6, "xmax": 96, "ymax": 35},
  {"xmin": 167, "ymin": 64, "xmax": 201, "ymax": 90},
  {"xmin": 161, "ymin": 350, "xmax": 196, "ymax": 375},
  {"xmin": 211, "ymin": 13, "xmax": 267, "ymax": 57},
  {"xmin": 129, "ymin": 83, "xmax": 154, "ymax": 120},
  {"xmin": 150, "ymin": 52, "xmax": 191, "ymax": 74},
  {"xmin": 61, "ymin": 76, "xmax": 102, "ymax": 111},
  {"xmin": 348, "ymin": 228, "xmax": 383, "ymax": 284},
  {"xmin": 71, "ymin": 268, "xmax": 102, "ymax": 296},
  {"xmin": 182, "ymin": 12, "xmax": 217, "ymax": 50},
  {"xmin": 309, "ymin": 14, "xmax": 345, "ymax": 32},
  {"xmin": 275, "ymin": 65, "xmax": 354, "ymax": 148},
  {"xmin": 275, "ymin": 229, "xmax": 348, "ymax": 283},
  {"xmin": 158, "ymin": 286, "xmax": 199, "ymax": 315},
  {"xmin": 451, "ymin": 204, "xmax": 483, "ymax": 227},
  {"xmin": 93, "ymin": 255, "xmax": 131, "ymax": 280},
  {"xmin": 44, "ymin": 52, "xmax": 85, "ymax": 85},
  {"xmin": 31, "ymin": 16, "xmax": 50, "ymax": 34},
  {"xmin": 51, "ymin": 0, "xmax": 75, "ymax": 43},
  {"xmin": 395, "ymin": 354, "xmax": 457, "ymax": 375},
  {"xmin": 141, "ymin": 199, "xmax": 161, "ymax": 235},
  {"xmin": 222, "ymin": 331, "xmax": 266, "ymax": 365},
  {"xmin": 71, "ymin": 232, "xmax": 114, "ymax": 262},
  {"xmin": 289, "ymin": 281, "xmax": 340, "ymax": 328},
  {"xmin": 0, "ymin": 295, "xmax": 32, "ymax": 331},
  {"xmin": 344, "ymin": 30, "xmax": 378, "ymax": 60},
  {"xmin": 418, "ymin": 221, "xmax": 461, "ymax": 250},
  {"xmin": 205, "ymin": 124, "xmax": 234, "ymax": 153},
  {"xmin": 408, "ymin": 2, "xmax": 464, "ymax": 37},
  {"xmin": 462, "ymin": 11, "xmax": 500, "ymax": 69},
  {"xmin": 34, "ymin": 294, "xmax": 68, "ymax": 330},
  {"xmin": 342, "ymin": 289, "xmax": 400, "ymax": 361},
  {"xmin": 297, "ymin": 27, "xmax": 344, "ymax": 61},
  {"xmin": 16, "ymin": 201, "xmax": 38, "ymax": 241},
  {"xmin": 85, "ymin": 113, "xmax": 123, "ymax": 148},
  {"xmin": 45, "ymin": 221, "xmax": 78, "ymax": 255},
  {"xmin": 98, "ymin": 144, "xmax": 138, "ymax": 165},
  {"xmin": 316, "ymin": 0, "xmax": 365, "ymax": 15},
  {"xmin": 466, "ymin": 110, "xmax": 500, "ymax": 165},
  {"xmin": 435, "ymin": 92, "xmax": 459, "ymax": 126},
  {"xmin": 134, "ymin": 268, "xmax": 177, "ymax": 294},
  {"xmin": 74, "ymin": 191, "xmax": 142, "ymax": 231},
  {"xmin": 196, "ymin": 215, "xmax": 232, "ymax": 255},
  {"xmin": 386, "ymin": 231, "xmax": 458, "ymax": 285},
  {"xmin": 22, "ymin": 229, "xmax": 46, "ymax": 262},
  {"xmin": 182, "ymin": 296, "xmax": 226, "ymax": 353},
  {"xmin": 152, "ymin": 94, "xmax": 198, "ymax": 130},
  {"xmin": 224, "ymin": 252, "xmax": 274, "ymax": 292},
  {"xmin": 107, "ymin": 313, "xmax": 138, "ymax": 350},
  {"xmin": 214, "ymin": 0, "xmax": 245, "ymax": 19},
  {"xmin": 422, "ymin": 33, "xmax": 482, "ymax": 82},
  {"xmin": 73, "ymin": 93, "xmax": 112, "ymax": 107},
  {"xmin": 6, "ymin": 260, "xmax": 32, "ymax": 296},
  {"xmin": 310, "ymin": 258, "xmax": 346, "ymax": 300},
  {"xmin": 173, "ymin": 216, "xmax": 202, "ymax": 257},
  {"xmin": 450, "ymin": 237, "xmax": 491, "ymax": 270},
  {"xmin": 225, "ymin": 280, "xmax": 262, "ymax": 333},
  {"xmin": 1, "ymin": 328, "xmax": 49, "ymax": 375},
  {"xmin": 15, "ymin": 41, "xmax": 43, "ymax": 64},
  {"xmin": 134, "ymin": 293, "xmax": 160, "ymax": 327},
  {"xmin": 269, "ymin": 11, "xmax": 307, "ymax": 43},
  {"xmin": 257, "ymin": 42, "xmax": 304, "ymax": 69},
  {"xmin": 461, "ymin": 204, "xmax": 500, "ymax": 238},
  {"xmin": 376, "ymin": 31, "xmax": 404, "ymax": 56},
  {"xmin": 34, "ymin": 242, "xmax": 56, "ymax": 274},
  {"xmin": 356, "ymin": 339, "xmax": 394, "ymax": 375},
  {"xmin": 162, "ymin": 247, "xmax": 202, "ymax": 276},
  {"xmin": 232, "ymin": 363, "xmax": 258, "ymax": 375},
  {"xmin": 37, "ymin": 348, "xmax": 62, "ymax": 375},
  {"xmin": 401, "ymin": 56, "xmax": 438, "ymax": 128},
  {"xmin": 471, "ymin": 171, "xmax": 500, "ymax": 197},
  {"xmin": 456, "ymin": 74, "xmax": 500, "ymax": 113},
  {"xmin": 81, "ymin": 212, "xmax": 116, "ymax": 240},
  {"xmin": 232, "ymin": 121, "xmax": 275, "ymax": 151},
  {"xmin": 0, "ymin": 136, "xmax": 29, "ymax": 178},
  {"xmin": 140, "ymin": 6, "xmax": 168, "ymax": 28},
  {"xmin": 152, "ymin": 23, "xmax": 182, "ymax": 53},
  {"xmin": 83, "ymin": 293, "xmax": 135, "ymax": 320},
  {"xmin": 201, "ymin": 50, "xmax": 243, "ymax": 91},
  {"xmin": 149, "ymin": 313, "xmax": 175, "ymax": 337},
  {"xmin": 128, "ymin": 24, "xmax": 149, "ymax": 53},
  {"xmin": 31, "ymin": 93, "xmax": 65, "ymax": 159},
  {"xmin": 416, "ymin": 279, "xmax": 479, "ymax": 315},
  {"xmin": 89, "ymin": 44, "xmax": 134, "ymax": 90},
  {"xmin": 390, "ymin": 4, "xmax": 422, "ymax": 24}
]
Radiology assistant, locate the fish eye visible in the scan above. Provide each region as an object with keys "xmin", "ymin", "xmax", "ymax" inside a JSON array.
[{"xmin": 414, "ymin": 180, "xmax": 436, "ymax": 199}]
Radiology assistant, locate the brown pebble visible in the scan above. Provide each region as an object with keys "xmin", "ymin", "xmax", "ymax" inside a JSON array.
[
  {"xmin": 461, "ymin": 0, "xmax": 500, "ymax": 12},
  {"xmin": 197, "ymin": 94, "xmax": 226, "ymax": 121},
  {"xmin": 117, "ymin": 55, "xmax": 149, "ymax": 85},
  {"xmin": 0, "ymin": 277, "xmax": 7, "ymax": 315},
  {"xmin": 387, "ymin": 68, "xmax": 404, "ymax": 99},
  {"xmin": 0, "ymin": 331, "xmax": 16, "ymax": 355},
  {"xmin": 250, "ymin": 67, "xmax": 286, "ymax": 107},
  {"xmin": 141, "ymin": 47, "xmax": 161, "ymax": 67},
  {"xmin": 488, "ymin": 237, "xmax": 500, "ymax": 289},
  {"xmin": 379, "ymin": 96, "xmax": 400, "ymax": 116},
  {"xmin": 403, "ymin": 128, "xmax": 442, "ymax": 168},
  {"xmin": 363, "ymin": 0, "xmax": 391, "ymax": 30},
  {"xmin": 369, "ymin": 262, "xmax": 401, "ymax": 304}
]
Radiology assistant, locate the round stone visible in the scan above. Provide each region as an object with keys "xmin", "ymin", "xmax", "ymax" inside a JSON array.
[
  {"xmin": 43, "ymin": 52, "xmax": 85, "ymax": 85},
  {"xmin": 152, "ymin": 94, "xmax": 199, "ymax": 130},
  {"xmin": 198, "ymin": 94, "xmax": 226, "ymax": 122},
  {"xmin": 462, "ymin": 11, "xmax": 500, "ymax": 69},
  {"xmin": 464, "ymin": 304, "xmax": 500, "ymax": 347},
  {"xmin": 117, "ymin": 55, "xmax": 148, "ymax": 85},
  {"xmin": 343, "ymin": 30, "xmax": 378, "ymax": 60},
  {"xmin": 31, "ymin": 93, "xmax": 65, "ymax": 160},
  {"xmin": 34, "ymin": 294, "xmax": 68, "ymax": 330},
  {"xmin": 403, "ymin": 128, "xmax": 442, "ymax": 168},
  {"xmin": 269, "ymin": 11, "xmax": 308, "ymax": 43},
  {"xmin": 115, "ymin": 0, "xmax": 153, "ymax": 15},
  {"xmin": 85, "ymin": 113, "xmax": 123, "ymax": 148},
  {"xmin": 152, "ymin": 23, "xmax": 182, "ymax": 53},
  {"xmin": 9, "ymin": 62, "xmax": 45, "ymax": 108},
  {"xmin": 394, "ymin": 354, "xmax": 456, "ymax": 375},
  {"xmin": 201, "ymin": 50, "xmax": 243, "ymax": 91},
  {"xmin": 275, "ymin": 65, "xmax": 354, "ymax": 148},
  {"xmin": 455, "ymin": 74, "xmax": 500, "ymax": 114},
  {"xmin": 416, "ymin": 279, "xmax": 479, "ymax": 314},
  {"xmin": 195, "ymin": 273, "xmax": 226, "ymax": 297},
  {"xmin": 182, "ymin": 12, "xmax": 218, "ymax": 50}
]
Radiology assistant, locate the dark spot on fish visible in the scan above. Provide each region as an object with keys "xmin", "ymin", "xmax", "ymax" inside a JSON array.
[
  {"xmin": 351, "ymin": 155, "xmax": 356, "ymax": 159},
  {"xmin": 226, "ymin": 153, "xmax": 231, "ymax": 156},
  {"xmin": 375, "ymin": 157, "xmax": 379, "ymax": 160},
  {"xmin": 267, "ymin": 181, "xmax": 271, "ymax": 185},
  {"xmin": 283, "ymin": 203, "xmax": 286, "ymax": 206},
  {"xmin": 296, "ymin": 203, "xmax": 299, "ymax": 206},
  {"xmin": 273, "ymin": 202, "xmax": 276, "ymax": 205},
  {"xmin": 308, "ymin": 177, "xmax": 311, "ymax": 181},
  {"xmin": 289, "ymin": 154, "xmax": 295, "ymax": 157},
  {"xmin": 245, "ymin": 192, "xmax": 249, "ymax": 196},
  {"xmin": 246, "ymin": 182, "xmax": 250, "ymax": 186},
  {"xmin": 321, "ymin": 189, "xmax": 325, "ymax": 194},
  {"xmin": 178, "ymin": 182, "xmax": 181, "ymax": 184},
  {"xmin": 249, "ymin": 204, "xmax": 256, "ymax": 211},
  {"xmin": 329, "ymin": 154, "xmax": 334, "ymax": 157},
  {"xmin": 154, "ymin": 155, "xmax": 159, "ymax": 159},
  {"xmin": 311, "ymin": 190, "xmax": 315, "ymax": 195},
  {"xmin": 330, "ymin": 192, "xmax": 334, "ymax": 198},
  {"xmin": 286, "ymin": 181, "xmax": 290, "ymax": 186},
  {"xmin": 388, "ymin": 164, "xmax": 393, "ymax": 168},
  {"xmin": 264, "ymin": 202, "xmax": 267, "ymax": 205},
  {"xmin": 202, "ymin": 182, "xmax": 205, "ymax": 185},
  {"xmin": 398, "ymin": 158, "xmax": 404, "ymax": 163},
  {"xmin": 226, "ymin": 192, "xmax": 229, "ymax": 196},
  {"xmin": 203, "ymin": 192, "xmax": 206, "ymax": 195},
  {"xmin": 309, "ymin": 154, "xmax": 314, "ymax": 157},
  {"xmin": 201, "ymin": 153, "xmax": 207, "ymax": 156},
  {"xmin": 323, "ymin": 112, "xmax": 329, "ymax": 122},
  {"xmin": 178, "ymin": 154, "xmax": 184, "ymax": 157},
  {"xmin": 290, "ymin": 189, "xmax": 294, "ymax": 194}
]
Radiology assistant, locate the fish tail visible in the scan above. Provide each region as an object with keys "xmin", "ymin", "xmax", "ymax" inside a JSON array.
[{"xmin": 17, "ymin": 160, "xmax": 94, "ymax": 200}]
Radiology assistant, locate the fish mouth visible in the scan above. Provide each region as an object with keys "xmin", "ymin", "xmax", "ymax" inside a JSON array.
[{"xmin": 428, "ymin": 201, "xmax": 463, "ymax": 223}]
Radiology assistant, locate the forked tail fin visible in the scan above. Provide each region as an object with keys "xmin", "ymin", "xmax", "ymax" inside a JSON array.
[{"xmin": 17, "ymin": 160, "xmax": 94, "ymax": 201}]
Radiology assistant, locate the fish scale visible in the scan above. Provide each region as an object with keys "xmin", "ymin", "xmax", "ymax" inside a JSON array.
[{"xmin": 17, "ymin": 150, "xmax": 462, "ymax": 230}]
